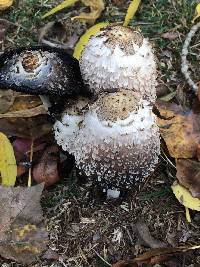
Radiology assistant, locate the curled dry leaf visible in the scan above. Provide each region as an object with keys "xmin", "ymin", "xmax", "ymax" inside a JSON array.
[
  {"xmin": 72, "ymin": 0, "xmax": 105, "ymax": 24},
  {"xmin": 42, "ymin": 0, "xmax": 105, "ymax": 24},
  {"xmin": 0, "ymin": 0, "xmax": 13, "ymax": 11},
  {"xmin": 156, "ymin": 100, "xmax": 200, "ymax": 158},
  {"xmin": 0, "ymin": 94, "xmax": 51, "ymax": 138},
  {"xmin": 0, "ymin": 183, "xmax": 48, "ymax": 264},
  {"xmin": 176, "ymin": 159, "xmax": 200, "ymax": 198},
  {"xmin": 33, "ymin": 145, "xmax": 60, "ymax": 188}
]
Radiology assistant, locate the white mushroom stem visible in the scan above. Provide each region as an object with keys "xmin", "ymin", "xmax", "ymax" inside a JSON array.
[
  {"xmin": 106, "ymin": 189, "xmax": 121, "ymax": 199},
  {"xmin": 39, "ymin": 95, "xmax": 52, "ymax": 111},
  {"xmin": 181, "ymin": 22, "xmax": 200, "ymax": 94}
]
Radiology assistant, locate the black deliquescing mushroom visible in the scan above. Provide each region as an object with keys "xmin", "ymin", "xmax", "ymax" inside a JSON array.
[{"xmin": 0, "ymin": 46, "xmax": 88, "ymax": 113}]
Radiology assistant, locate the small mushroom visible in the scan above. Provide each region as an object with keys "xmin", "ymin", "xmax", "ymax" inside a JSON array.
[
  {"xmin": 0, "ymin": 46, "xmax": 85, "ymax": 96},
  {"xmin": 54, "ymin": 90, "xmax": 160, "ymax": 192},
  {"xmin": 80, "ymin": 25, "xmax": 157, "ymax": 103}
]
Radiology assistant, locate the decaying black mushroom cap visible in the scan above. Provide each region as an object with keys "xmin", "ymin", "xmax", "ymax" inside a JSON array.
[{"xmin": 0, "ymin": 46, "xmax": 86, "ymax": 97}]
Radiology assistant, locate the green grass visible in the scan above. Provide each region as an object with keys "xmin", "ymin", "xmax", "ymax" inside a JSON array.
[{"xmin": 1, "ymin": 0, "xmax": 197, "ymax": 48}]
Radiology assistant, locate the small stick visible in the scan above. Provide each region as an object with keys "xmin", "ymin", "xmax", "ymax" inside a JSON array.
[
  {"xmin": 181, "ymin": 22, "xmax": 200, "ymax": 94},
  {"xmin": 28, "ymin": 139, "xmax": 34, "ymax": 187}
]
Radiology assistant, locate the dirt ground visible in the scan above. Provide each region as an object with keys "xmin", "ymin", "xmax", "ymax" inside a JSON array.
[{"xmin": 0, "ymin": 0, "xmax": 200, "ymax": 266}]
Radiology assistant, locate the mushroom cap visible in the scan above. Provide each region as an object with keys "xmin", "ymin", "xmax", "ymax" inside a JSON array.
[
  {"xmin": 80, "ymin": 25, "xmax": 157, "ymax": 103},
  {"xmin": 54, "ymin": 97, "xmax": 89, "ymax": 152},
  {"xmin": 0, "ymin": 46, "xmax": 85, "ymax": 96},
  {"xmin": 56, "ymin": 90, "xmax": 160, "ymax": 189}
]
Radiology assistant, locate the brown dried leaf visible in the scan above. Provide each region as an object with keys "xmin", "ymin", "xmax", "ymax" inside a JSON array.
[
  {"xmin": 0, "ymin": 105, "xmax": 46, "ymax": 118},
  {"xmin": 0, "ymin": 89, "xmax": 16, "ymax": 113},
  {"xmin": 135, "ymin": 222, "xmax": 167, "ymax": 248},
  {"xmin": 112, "ymin": 245, "xmax": 200, "ymax": 267},
  {"xmin": 156, "ymin": 101, "xmax": 200, "ymax": 158},
  {"xmin": 0, "ymin": 116, "xmax": 52, "ymax": 138},
  {"xmin": 0, "ymin": 183, "xmax": 48, "ymax": 264},
  {"xmin": 161, "ymin": 32, "xmax": 179, "ymax": 40},
  {"xmin": 0, "ymin": 19, "xmax": 12, "ymax": 42},
  {"xmin": 33, "ymin": 145, "xmax": 60, "ymax": 188},
  {"xmin": 0, "ymin": 94, "xmax": 51, "ymax": 138},
  {"xmin": 176, "ymin": 159, "xmax": 200, "ymax": 198}
]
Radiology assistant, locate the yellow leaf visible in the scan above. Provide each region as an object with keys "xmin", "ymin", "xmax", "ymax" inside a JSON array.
[
  {"xmin": 123, "ymin": 0, "xmax": 141, "ymax": 27},
  {"xmin": 0, "ymin": 0, "xmax": 13, "ymax": 11},
  {"xmin": 73, "ymin": 22, "xmax": 109, "ymax": 60},
  {"xmin": 42, "ymin": 0, "xmax": 78, "ymax": 19},
  {"xmin": 42, "ymin": 0, "xmax": 104, "ymax": 23},
  {"xmin": 171, "ymin": 182, "xmax": 200, "ymax": 211},
  {"xmin": 192, "ymin": 3, "xmax": 200, "ymax": 23},
  {"xmin": 71, "ymin": 0, "xmax": 105, "ymax": 24},
  {"xmin": 0, "ymin": 132, "xmax": 17, "ymax": 186}
]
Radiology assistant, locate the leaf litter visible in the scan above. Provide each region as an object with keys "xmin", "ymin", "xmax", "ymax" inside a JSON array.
[
  {"xmin": 1, "ymin": 0, "xmax": 200, "ymax": 266},
  {"xmin": 0, "ymin": 183, "xmax": 48, "ymax": 264}
]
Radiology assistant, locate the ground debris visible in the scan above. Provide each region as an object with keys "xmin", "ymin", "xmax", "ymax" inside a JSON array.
[{"xmin": 0, "ymin": 183, "xmax": 48, "ymax": 264}]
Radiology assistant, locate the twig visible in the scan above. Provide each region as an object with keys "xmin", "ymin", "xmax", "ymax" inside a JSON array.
[
  {"xmin": 91, "ymin": 248, "xmax": 112, "ymax": 266},
  {"xmin": 28, "ymin": 139, "xmax": 34, "ymax": 187},
  {"xmin": 181, "ymin": 22, "xmax": 200, "ymax": 94}
]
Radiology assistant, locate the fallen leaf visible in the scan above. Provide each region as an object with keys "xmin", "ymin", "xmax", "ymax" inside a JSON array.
[
  {"xmin": 192, "ymin": 3, "xmax": 200, "ymax": 23},
  {"xmin": 42, "ymin": 0, "xmax": 78, "ymax": 19},
  {"xmin": 171, "ymin": 182, "xmax": 200, "ymax": 211},
  {"xmin": 156, "ymin": 101, "xmax": 200, "ymax": 158},
  {"xmin": 123, "ymin": 0, "xmax": 141, "ymax": 27},
  {"xmin": 72, "ymin": 0, "xmax": 105, "ymax": 24},
  {"xmin": 176, "ymin": 159, "xmax": 200, "ymax": 198},
  {"xmin": 0, "ymin": 183, "xmax": 48, "ymax": 264},
  {"xmin": 33, "ymin": 145, "xmax": 60, "ymax": 187},
  {"xmin": 13, "ymin": 138, "xmax": 46, "ymax": 178},
  {"xmin": 73, "ymin": 22, "xmax": 109, "ymax": 60},
  {"xmin": 0, "ymin": 94, "xmax": 52, "ymax": 138},
  {"xmin": 0, "ymin": 0, "xmax": 13, "ymax": 11},
  {"xmin": 13, "ymin": 138, "xmax": 46, "ymax": 162},
  {"xmin": 161, "ymin": 32, "xmax": 179, "ymax": 41},
  {"xmin": 135, "ymin": 222, "xmax": 167, "ymax": 248},
  {"xmin": 0, "ymin": 105, "xmax": 46, "ymax": 118},
  {"xmin": 42, "ymin": 0, "xmax": 105, "ymax": 24},
  {"xmin": 0, "ymin": 89, "xmax": 15, "ymax": 113},
  {"xmin": 0, "ymin": 132, "xmax": 17, "ymax": 186},
  {"xmin": 112, "ymin": 245, "xmax": 200, "ymax": 267},
  {"xmin": 0, "ymin": 116, "xmax": 52, "ymax": 139}
]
